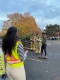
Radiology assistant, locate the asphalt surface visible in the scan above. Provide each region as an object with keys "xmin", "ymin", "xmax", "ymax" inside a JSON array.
[
  {"xmin": 0, "ymin": 40, "xmax": 60, "ymax": 80},
  {"xmin": 25, "ymin": 40, "xmax": 60, "ymax": 80}
]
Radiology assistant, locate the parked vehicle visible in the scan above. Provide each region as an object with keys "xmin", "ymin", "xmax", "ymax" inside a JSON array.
[{"xmin": 49, "ymin": 36, "xmax": 58, "ymax": 40}]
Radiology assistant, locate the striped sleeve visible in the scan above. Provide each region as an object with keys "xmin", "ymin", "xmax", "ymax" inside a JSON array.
[{"xmin": 17, "ymin": 43, "xmax": 27, "ymax": 61}]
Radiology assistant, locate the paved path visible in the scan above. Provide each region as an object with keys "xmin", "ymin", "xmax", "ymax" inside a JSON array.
[{"xmin": 25, "ymin": 40, "xmax": 60, "ymax": 80}]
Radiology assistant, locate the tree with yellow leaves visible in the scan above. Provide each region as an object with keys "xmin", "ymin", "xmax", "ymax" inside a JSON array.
[{"xmin": 2, "ymin": 12, "xmax": 42, "ymax": 39}]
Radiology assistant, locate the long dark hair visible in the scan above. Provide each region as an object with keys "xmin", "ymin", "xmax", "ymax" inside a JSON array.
[{"xmin": 2, "ymin": 26, "xmax": 18, "ymax": 55}]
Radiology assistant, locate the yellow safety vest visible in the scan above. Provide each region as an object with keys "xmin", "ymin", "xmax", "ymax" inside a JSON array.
[{"xmin": 5, "ymin": 41, "xmax": 24, "ymax": 68}]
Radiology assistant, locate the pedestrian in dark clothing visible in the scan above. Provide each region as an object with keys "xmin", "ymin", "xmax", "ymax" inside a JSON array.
[{"xmin": 39, "ymin": 31, "xmax": 47, "ymax": 58}]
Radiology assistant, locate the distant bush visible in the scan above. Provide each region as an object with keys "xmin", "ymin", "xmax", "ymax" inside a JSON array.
[{"xmin": 20, "ymin": 34, "xmax": 31, "ymax": 40}]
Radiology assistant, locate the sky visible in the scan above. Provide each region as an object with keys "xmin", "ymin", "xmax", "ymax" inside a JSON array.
[{"xmin": 0, "ymin": 0, "xmax": 60, "ymax": 31}]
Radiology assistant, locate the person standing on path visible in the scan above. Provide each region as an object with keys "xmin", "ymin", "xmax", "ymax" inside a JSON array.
[
  {"xmin": 35, "ymin": 33, "xmax": 42, "ymax": 54},
  {"xmin": 30, "ymin": 34, "xmax": 35, "ymax": 50},
  {"xmin": 2, "ymin": 26, "xmax": 28, "ymax": 80},
  {"xmin": 39, "ymin": 31, "xmax": 47, "ymax": 58}
]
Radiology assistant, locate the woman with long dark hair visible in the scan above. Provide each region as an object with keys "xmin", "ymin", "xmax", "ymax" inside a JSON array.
[{"xmin": 2, "ymin": 26, "xmax": 28, "ymax": 80}]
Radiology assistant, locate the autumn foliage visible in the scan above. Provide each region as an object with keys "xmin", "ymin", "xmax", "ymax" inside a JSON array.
[{"xmin": 1, "ymin": 12, "xmax": 41, "ymax": 39}]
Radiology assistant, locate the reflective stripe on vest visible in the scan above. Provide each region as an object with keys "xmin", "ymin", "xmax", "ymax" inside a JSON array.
[
  {"xmin": 6, "ymin": 41, "xmax": 24, "ymax": 68},
  {"xmin": 6, "ymin": 54, "xmax": 21, "ymax": 64}
]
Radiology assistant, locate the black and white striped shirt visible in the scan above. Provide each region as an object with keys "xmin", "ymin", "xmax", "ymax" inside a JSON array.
[{"xmin": 17, "ymin": 43, "xmax": 27, "ymax": 61}]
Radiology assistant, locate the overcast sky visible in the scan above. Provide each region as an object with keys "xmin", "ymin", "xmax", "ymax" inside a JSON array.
[{"xmin": 0, "ymin": 0, "xmax": 60, "ymax": 31}]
